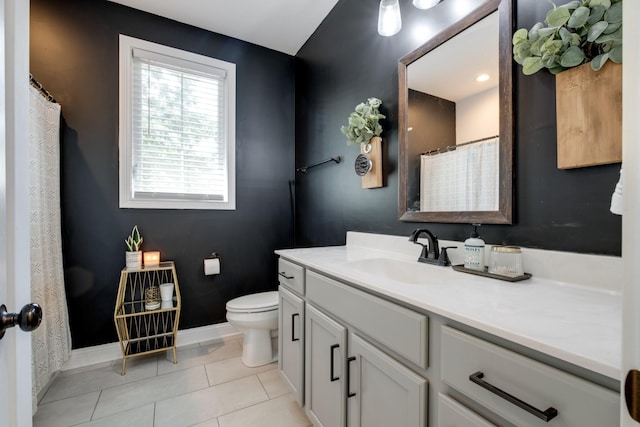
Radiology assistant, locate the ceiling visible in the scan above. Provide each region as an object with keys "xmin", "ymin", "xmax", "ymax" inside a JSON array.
[
  {"xmin": 407, "ymin": 11, "xmax": 498, "ymax": 102},
  {"xmin": 107, "ymin": 0, "xmax": 339, "ymax": 56}
]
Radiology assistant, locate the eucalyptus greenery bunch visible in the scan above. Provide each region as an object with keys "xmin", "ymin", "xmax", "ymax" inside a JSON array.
[
  {"xmin": 512, "ymin": 0, "xmax": 622, "ymax": 75},
  {"xmin": 340, "ymin": 97, "xmax": 386, "ymax": 145},
  {"xmin": 124, "ymin": 225, "xmax": 143, "ymax": 252}
]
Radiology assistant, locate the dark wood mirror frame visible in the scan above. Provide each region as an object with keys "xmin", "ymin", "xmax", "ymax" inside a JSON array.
[{"xmin": 398, "ymin": 0, "xmax": 513, "ymax": 224}]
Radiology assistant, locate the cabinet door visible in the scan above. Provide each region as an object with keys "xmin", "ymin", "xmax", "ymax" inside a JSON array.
[
  {"xmin": 348, "ymin": 334, "xmax": 427, "ymax": 427},
  {"xmin": 306, "ymin": 304, "xmax": 347, "ymax": 427},
  {"xmin": 278, "ymin": 286, "xmax": 305, "ymax": 405}
]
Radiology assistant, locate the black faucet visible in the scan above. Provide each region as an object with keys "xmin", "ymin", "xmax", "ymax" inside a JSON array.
[{"xmin": 408, "ymin": 229, "xmax": 455, "ymax": 266}]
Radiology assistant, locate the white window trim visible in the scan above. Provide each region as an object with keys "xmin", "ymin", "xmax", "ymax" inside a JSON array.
[{"xmin": 118, "ymin": 34, "xmax": 236, "ymax": 210}]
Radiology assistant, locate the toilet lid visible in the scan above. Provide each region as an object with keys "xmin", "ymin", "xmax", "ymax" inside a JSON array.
[{"xmin": 226, "ymin": 291, "xmax": 278, "ymax": 313}]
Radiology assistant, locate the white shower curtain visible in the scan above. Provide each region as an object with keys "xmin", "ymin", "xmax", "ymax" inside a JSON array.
[
  {"xmin": 420, "ymin": 138, "xmax": 499, "ymax": 212},
  {"xmin": 29, "ymin": 85, "xmax": 71, "ymax": 411}
]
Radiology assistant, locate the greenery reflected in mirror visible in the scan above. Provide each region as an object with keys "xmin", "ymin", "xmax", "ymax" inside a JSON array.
[{"xmin": 398, "ymin": 0, "xmax": 513, "ymax": 224}]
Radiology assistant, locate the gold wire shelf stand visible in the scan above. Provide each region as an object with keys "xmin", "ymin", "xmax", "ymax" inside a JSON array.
[{"xmin": 113, "ymin": 261, "xmax": 182, "ymax": 374}]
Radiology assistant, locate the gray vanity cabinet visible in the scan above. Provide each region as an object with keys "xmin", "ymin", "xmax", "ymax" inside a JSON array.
[
  {"xmin": 305, "ymin": 270, "xmax": 428, "ymax": 427},
  {"xmin": 278, "ymin": 285, "xmax": 305, "ymax": 405},
  {"xmin": 305, "ymin": 304, "xmax": 347, "ymax": 427},
  {"xmin": 348, "ymin": 333, "xmax": 427, "ymax": 427},
  {"xmin": 277, "ymin": 253, "xmax": 620, "ymax": 427},
  {"xmin": 440, "ymin": 326, "xmax": 619, "ymax": 426}
]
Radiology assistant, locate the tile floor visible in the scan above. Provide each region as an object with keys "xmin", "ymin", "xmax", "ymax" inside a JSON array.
[{"xmin": 33, "ymin": 337, "xmax": 312, "ymax": 427}]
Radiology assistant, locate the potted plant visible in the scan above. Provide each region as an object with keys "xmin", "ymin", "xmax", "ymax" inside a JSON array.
[
  {"xmin": 124, "ymin": 225, "xmax": 143, "ymax": 269},
  {"xmin": 340, "ymin": 97, "xmax": 386, "ymax": 188},
  {"xmin": 512, "ymin": 0, "xmax": 622, "ymax": 75},
  {"xmin": 512, "ymin": 0, "xmax": 622, "ymax": 169},
  {"xmin": 340, "ymin": 97, "xmax": 386, "ymax": 148}
]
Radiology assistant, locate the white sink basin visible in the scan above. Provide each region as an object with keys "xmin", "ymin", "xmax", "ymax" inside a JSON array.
[{"xmin": 344, "ymin": 257, "xmax": 430, "ymax": 284}]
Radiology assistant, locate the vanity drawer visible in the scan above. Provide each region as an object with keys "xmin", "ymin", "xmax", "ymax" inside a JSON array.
[
  {"xmin": 441, "ymin": 326, "xmax": 619, "ymax": 427},
  {"xmin": 278, "ymin": 258, "xmax": 305, "ymax": 295},
  {"xmin": 437, "ymin": 393, "xmax": 496, "ymax": 427},
  {"xmin": 306, "ymin": 270, "xmax": 428, "ymax": 368}
]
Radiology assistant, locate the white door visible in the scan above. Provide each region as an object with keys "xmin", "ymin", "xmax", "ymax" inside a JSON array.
[
  {"xmin": 0, "ymin": 1, "xmax": 33, "ymax": 426},
  {"xmin": 622, "ymin": 0, "xmax": 640, "ymax": 424}
]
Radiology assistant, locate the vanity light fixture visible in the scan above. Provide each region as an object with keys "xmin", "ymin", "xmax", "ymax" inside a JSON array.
[
  {"xmin": 378, "ymin": 0, "xmax": 444, "ymax": 37},
  {"xmin": 413, "ymin": 0, "xmax": 441, "ymax": 9},
  {"xmin": 476, "ymin": 73, "xmax": 490, "ymax": 82},
  {"xmin": 378, "ymin": 0, "xmax": 402, "ymax": 36}
]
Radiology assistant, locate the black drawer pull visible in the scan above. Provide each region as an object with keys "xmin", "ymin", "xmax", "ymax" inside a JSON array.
[
  {"xmin": 347, "ymin": 356, "xmax": 357, "ymax": 398},
  {"xmin": 279, "ymin": 272, "xmax": 294, "ymax": 280},
  {"xmin": 330, "ymin": 344, "xmax": 340, "ymax": 381},
  {"xmin": 291, "ymin": 313, "xmax": 300, "ymax": 342},
  {"xmin": 469, "ymin": 371, "xmax": 558, "ymax": 422}
]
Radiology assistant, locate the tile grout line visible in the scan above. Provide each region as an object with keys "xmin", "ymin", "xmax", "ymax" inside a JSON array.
[
  {"xmin": 40, "ymin": 356, "xmax": 164, "ymax": 406},
  {"xmin": 89, "ymin": 365, "xmax": 211, "ymax": 423},
  {"xmin": 256, "ymin": 371, "xmax": 271, "ymax": 399},
  {"xmin": 213, "ymin": 381, "xmax": 273, "ymax": 422},
  {"xmin": 89, "ymin": 389, "xmax": 103, "ymax": 422}
]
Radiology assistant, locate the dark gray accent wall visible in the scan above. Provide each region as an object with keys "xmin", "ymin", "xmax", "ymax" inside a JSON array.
[
  {"xmin": 31, "ymin": 0, "xmax": 295, "ymax": 348},
  {"xmin": 407, "ymin": 89, "xmax": 456, "ymax": 210},
  {"xmin": 294, "ymin": 0, "xmax": 622, "ymax": 254}
]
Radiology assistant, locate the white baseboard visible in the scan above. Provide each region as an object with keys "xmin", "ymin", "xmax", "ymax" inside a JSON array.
[{"xmin": 61, "ymin": 322, "xmax": 241, "ymax": 372}]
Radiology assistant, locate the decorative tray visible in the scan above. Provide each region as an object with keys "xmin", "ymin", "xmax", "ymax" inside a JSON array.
[{"xmin": 451, "ymin": 265, "xmax": 532, "ymax": 282}]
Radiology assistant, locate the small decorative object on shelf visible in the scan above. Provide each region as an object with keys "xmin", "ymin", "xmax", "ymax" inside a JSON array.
[
  {"xmin": 114, "ymin": 261, "xmax": 181, "ymax": 374},
  {"xmin": 160, "ymin": 282, "xmax": 174, "ymax": 302},
  {"xmin": 124, "ymin": 225, "xmax": 143, "ymax": 269},
  {"xmin": 143, "ymin": 251, "xmax": 160, "ymax": 268},
  {"xmin": 144, "ymin": 286, "xmax": 161, "ymax": 310},
  {"xmin": 340, "ymin": 97, "xmax": 385, "ymax": 189},
  {"xmin": 488, "ymin": 246, "xmax": 524, "ymax": 277},
  {"xmin": 512, "ymin": 0, "xmax": 622, "ymax": 169}
]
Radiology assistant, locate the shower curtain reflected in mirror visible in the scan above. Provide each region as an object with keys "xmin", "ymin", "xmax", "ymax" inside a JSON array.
[
  {"xmin": 29, "ymin": 85, "xmax": 71, "ymax": 412},
  {"xmin": 420, "ymin": 138, "xmax": 499, "ymax": 212}
]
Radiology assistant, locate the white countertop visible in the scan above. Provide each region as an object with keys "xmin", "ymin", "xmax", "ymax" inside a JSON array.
[{"xmin": 276, "ymin": 242, "xmax": 621, "ymax": 381}]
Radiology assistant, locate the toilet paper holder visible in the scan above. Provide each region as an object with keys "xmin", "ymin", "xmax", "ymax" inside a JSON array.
[{"xmin": 204, "ymin": 252, "xmax": 221, "ymax": 276}]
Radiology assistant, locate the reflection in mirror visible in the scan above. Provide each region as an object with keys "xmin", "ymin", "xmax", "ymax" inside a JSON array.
[
  {"xmin": 410, "ymin": 12, "xmax": 499, "ymax": 212},
  {"xmin": 398, "ymin": 0, "xmax": 513, "ymax": 224}
]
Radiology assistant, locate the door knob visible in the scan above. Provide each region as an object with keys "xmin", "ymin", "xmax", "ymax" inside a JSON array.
[
  {"xmin": 0, "ymin": 303, "xmax": 42, "ymax": 340},
  {"xmin": 625, "ymin": 369, "xmax": 640, "ymax": 422}
]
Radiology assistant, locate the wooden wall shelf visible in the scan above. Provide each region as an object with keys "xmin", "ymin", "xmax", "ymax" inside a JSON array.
[
  {"xmin": 361, "ymin": 136, "xmax": 383, "ymax": 189},
  {"xmin": 556, "ymin": 62, "xmax": 622, "ymax": 169}
]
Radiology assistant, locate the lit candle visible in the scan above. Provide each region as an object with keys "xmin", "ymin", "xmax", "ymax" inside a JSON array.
[{"xmin": 143, "ymin": 251, "xmax": 160, "ymax": 267}]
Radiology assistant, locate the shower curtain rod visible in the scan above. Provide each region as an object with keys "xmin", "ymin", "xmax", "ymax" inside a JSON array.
[
  {"xmin": 421, "ymin": 134, "xmax": 499, "ymax": 156},
  {"xmin": 29, "ymin": 74, "xmax": 56, "ymax": 103}
]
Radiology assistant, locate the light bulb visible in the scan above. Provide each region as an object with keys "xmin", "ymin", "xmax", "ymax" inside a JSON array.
[
  {"xmin": 413, "ymin": 0, "xmax": 441, "ymax": 9},
  {"xmin": 378, "ymin": 0, "xmax": 402, "ymax": 37}
]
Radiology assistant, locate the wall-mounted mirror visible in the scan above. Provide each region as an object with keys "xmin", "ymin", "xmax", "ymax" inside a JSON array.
[{"xmin": 398, "ymin": 0, "xmax": 513, "ymax": 224}]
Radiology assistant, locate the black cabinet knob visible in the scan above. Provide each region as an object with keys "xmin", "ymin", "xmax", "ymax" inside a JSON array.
[{"xmin": 0, "ymin": 303, "xmax": 43, "ymax": 340}]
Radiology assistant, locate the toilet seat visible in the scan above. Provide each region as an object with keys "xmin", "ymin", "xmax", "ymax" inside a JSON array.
[{"xmin": 226, "ymin": 291, "xmax": 278, "ymax": 313}]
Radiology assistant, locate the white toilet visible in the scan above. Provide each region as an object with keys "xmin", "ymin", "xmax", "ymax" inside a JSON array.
[{"xmin": 226, "ymin": 291, "xmax": 279, "ymax": 367}]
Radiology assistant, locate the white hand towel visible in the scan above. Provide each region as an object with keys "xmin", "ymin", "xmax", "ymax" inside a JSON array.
[{"xmin": 610, "ymin": 166, "xmax": 623, "ymax": 215}]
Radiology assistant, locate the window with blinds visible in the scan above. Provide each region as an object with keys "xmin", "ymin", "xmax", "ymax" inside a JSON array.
[{"xmin": 119, "ymin": 35, "xmax": 236, "ymax": 209}]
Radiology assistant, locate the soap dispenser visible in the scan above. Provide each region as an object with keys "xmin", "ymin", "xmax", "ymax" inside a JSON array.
[{"xmin": 464, "ymin": 224, "xmax": 485, "ymax": 271}]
